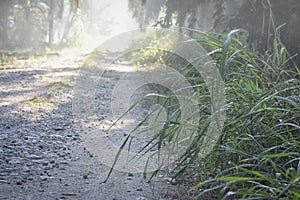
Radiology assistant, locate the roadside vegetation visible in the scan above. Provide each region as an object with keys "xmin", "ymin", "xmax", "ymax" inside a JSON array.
[
  {"xmin": 121, "ymin": 1, "xmax": 300, "ymax": 198},
  {"xmin": 115, "ymin": 28, "xmax": 300, "ymax": 199}
]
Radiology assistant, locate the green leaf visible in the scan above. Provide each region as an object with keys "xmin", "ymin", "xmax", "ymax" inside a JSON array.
[
  {"xmin": 216, "ymin": 176, "xmax": 259, "ymax": 182},
  {"xmin": 262, "ymin": 153, "xmax": 295, "ymax": 159}
]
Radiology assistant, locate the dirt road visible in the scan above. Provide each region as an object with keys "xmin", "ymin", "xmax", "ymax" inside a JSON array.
[{"xmin": 0, "ymin": 51, "xmax": 190, "ymax": 200}]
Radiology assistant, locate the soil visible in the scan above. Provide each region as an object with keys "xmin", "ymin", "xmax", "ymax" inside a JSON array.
[{"xmin": 0, "ymin": 50, "xmax": 192, "ymax": 200}]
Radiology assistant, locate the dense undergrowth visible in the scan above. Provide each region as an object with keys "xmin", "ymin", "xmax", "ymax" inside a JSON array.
[
  {"xmin": 187, "ymin": 29, "xmax": 300, "ymax": 200},
  {"xmin": 114, "ymin": 28, "xmax": 300, "ymax": 200}
]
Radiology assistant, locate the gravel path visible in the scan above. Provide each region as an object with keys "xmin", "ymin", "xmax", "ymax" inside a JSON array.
[{"xmin": 0, "ymin": 51, "xmax": 190, "ymax": 200}]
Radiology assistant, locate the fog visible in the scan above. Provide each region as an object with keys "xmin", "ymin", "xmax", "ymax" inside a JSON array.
[
  {"xmin": 0, "ymin": 0, "xmax": 299, "ymax": 62},
  {"xmin": 102, "ymin": 0, "xmax": 138, "ymax": 34},
  {"xmin": 71, "ymin": 0, "xmax": 139, "ymax": 50},
  {"xmin": 0, "ymin": 0, "xmax": 139, "ymax": 52},
  {"xmin": 0, "ymin": 1, "xmax": 299, "ymax": 199}
]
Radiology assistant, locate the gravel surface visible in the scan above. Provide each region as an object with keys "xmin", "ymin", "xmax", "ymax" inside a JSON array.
[{"xmin": 0, "ymin": 51, "xmax": 191, "ymax": 200}]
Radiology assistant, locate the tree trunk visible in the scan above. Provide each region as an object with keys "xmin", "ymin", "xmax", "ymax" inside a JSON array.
[
  {"xmin": 48, "ymin": 0, "xmax": 54, "ymax": 45},
  {"xmin": 0, "ymin": 0, "xmax": 10, "ymax": 49}
]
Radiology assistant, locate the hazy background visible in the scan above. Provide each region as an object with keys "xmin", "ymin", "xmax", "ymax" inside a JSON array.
[
  {"xmin": 0, "ymin": 0, "xmax": 299, "ymax": 63},
  {"xmin": 0, "ymin": 0, "xmax": 139, "ymax": 52}
]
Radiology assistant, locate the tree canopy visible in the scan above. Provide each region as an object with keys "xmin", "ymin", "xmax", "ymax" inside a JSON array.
[{"xmin": 129, "ymin": 0, "xmax": 300, "ymax": 63}]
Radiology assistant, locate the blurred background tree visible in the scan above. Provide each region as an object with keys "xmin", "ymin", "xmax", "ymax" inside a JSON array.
[
  {"xmin": 1, "ymin": 0, "xmax": 299, "ymax": 63},
  {"xmin": 0, "ymin": 0, "xmax": 67, "ymax": 50},
  {"xmin": 129, "ymin": 0, "xmax": 300, "ymax": 64},
  {"xmin": 0, "ymin": 0, "xmax": 133, "ymax": 53},
  {"xmin": 0, "ymin": 0, "xmax": 96, "ymax": 52}
]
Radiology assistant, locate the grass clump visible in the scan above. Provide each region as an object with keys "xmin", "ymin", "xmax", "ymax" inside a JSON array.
[
  {"xmin": 109, "ymin": 28, "xmax": 300, "ymax": 199},
  {"xmin": 184, "ymin": 28, "xmax": 299, "ymax": 199},
  {"xmin": 25, "ymin": 95, "xmax": 56, "ymax": 109},
  {"xmin": 0, "ymin": 54, "xmax": 17, "ymax": 66},
  {"xmin": 81, "ymin": 49, "xmax": 103, "ymax": 68},
  {"xmin": 186, "ymin": 29, "xmax": 299, "ymax": 200},
  {"xmin": 49, "ymin": 81, "xmax": 72, "ymax": 91},
  {"xmin": 125, "ymin": 30, "xmax": 176, "ymax": 67}
]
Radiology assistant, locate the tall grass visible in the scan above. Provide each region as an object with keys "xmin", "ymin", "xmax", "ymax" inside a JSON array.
[
  {"xmin": 109, "ymin": 28, "xmax": 300, "ymax": 199},
  {"xmin": 186, "ymin": 28, "xmax": 300, "ymax": 200}
]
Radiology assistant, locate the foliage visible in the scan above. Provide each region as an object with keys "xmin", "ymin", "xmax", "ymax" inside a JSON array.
[
  {"xmin": 129, "ymin": 0, "xmax": 300, "ymax": 65},
  {"xmin": 12, "ymin": 3, "xmax": 49, "ymax": 47},
  {"xmin": 0, "ymin": 0, "xmax": 88, "ymax": 51},
  {"xmin": 190, "ymin": 28, "xmax": 300, "ymax": 199},
  {"xmin": 125, "ymin": 30, "xmax": 177, "ymax": 67},
  {"xmin": 128, "ymin": 0, "xmax": 166, "ymax": 27},
  {"xmin": 110, "ymin": 27, "xmax": 300, "ymax": 199}
]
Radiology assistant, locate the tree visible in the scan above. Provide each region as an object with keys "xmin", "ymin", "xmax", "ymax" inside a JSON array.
[
  {"xmin": 129, "ymin": 0, "xmax": 300, "ymax": 64},
  {"xmin": 226, "ymin": 0, "xmax": 300, "ymax": 64},
  {"xmin": 0, "ymin": 0, "xmax": 15, "ymax": 49},
  {"xmin": 48, "ymin": 0, "xmax": 54, "ymax": 45},
  {"xmin": 0, "ymin": 0, "xmax": 70, "ymax": 50}
]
